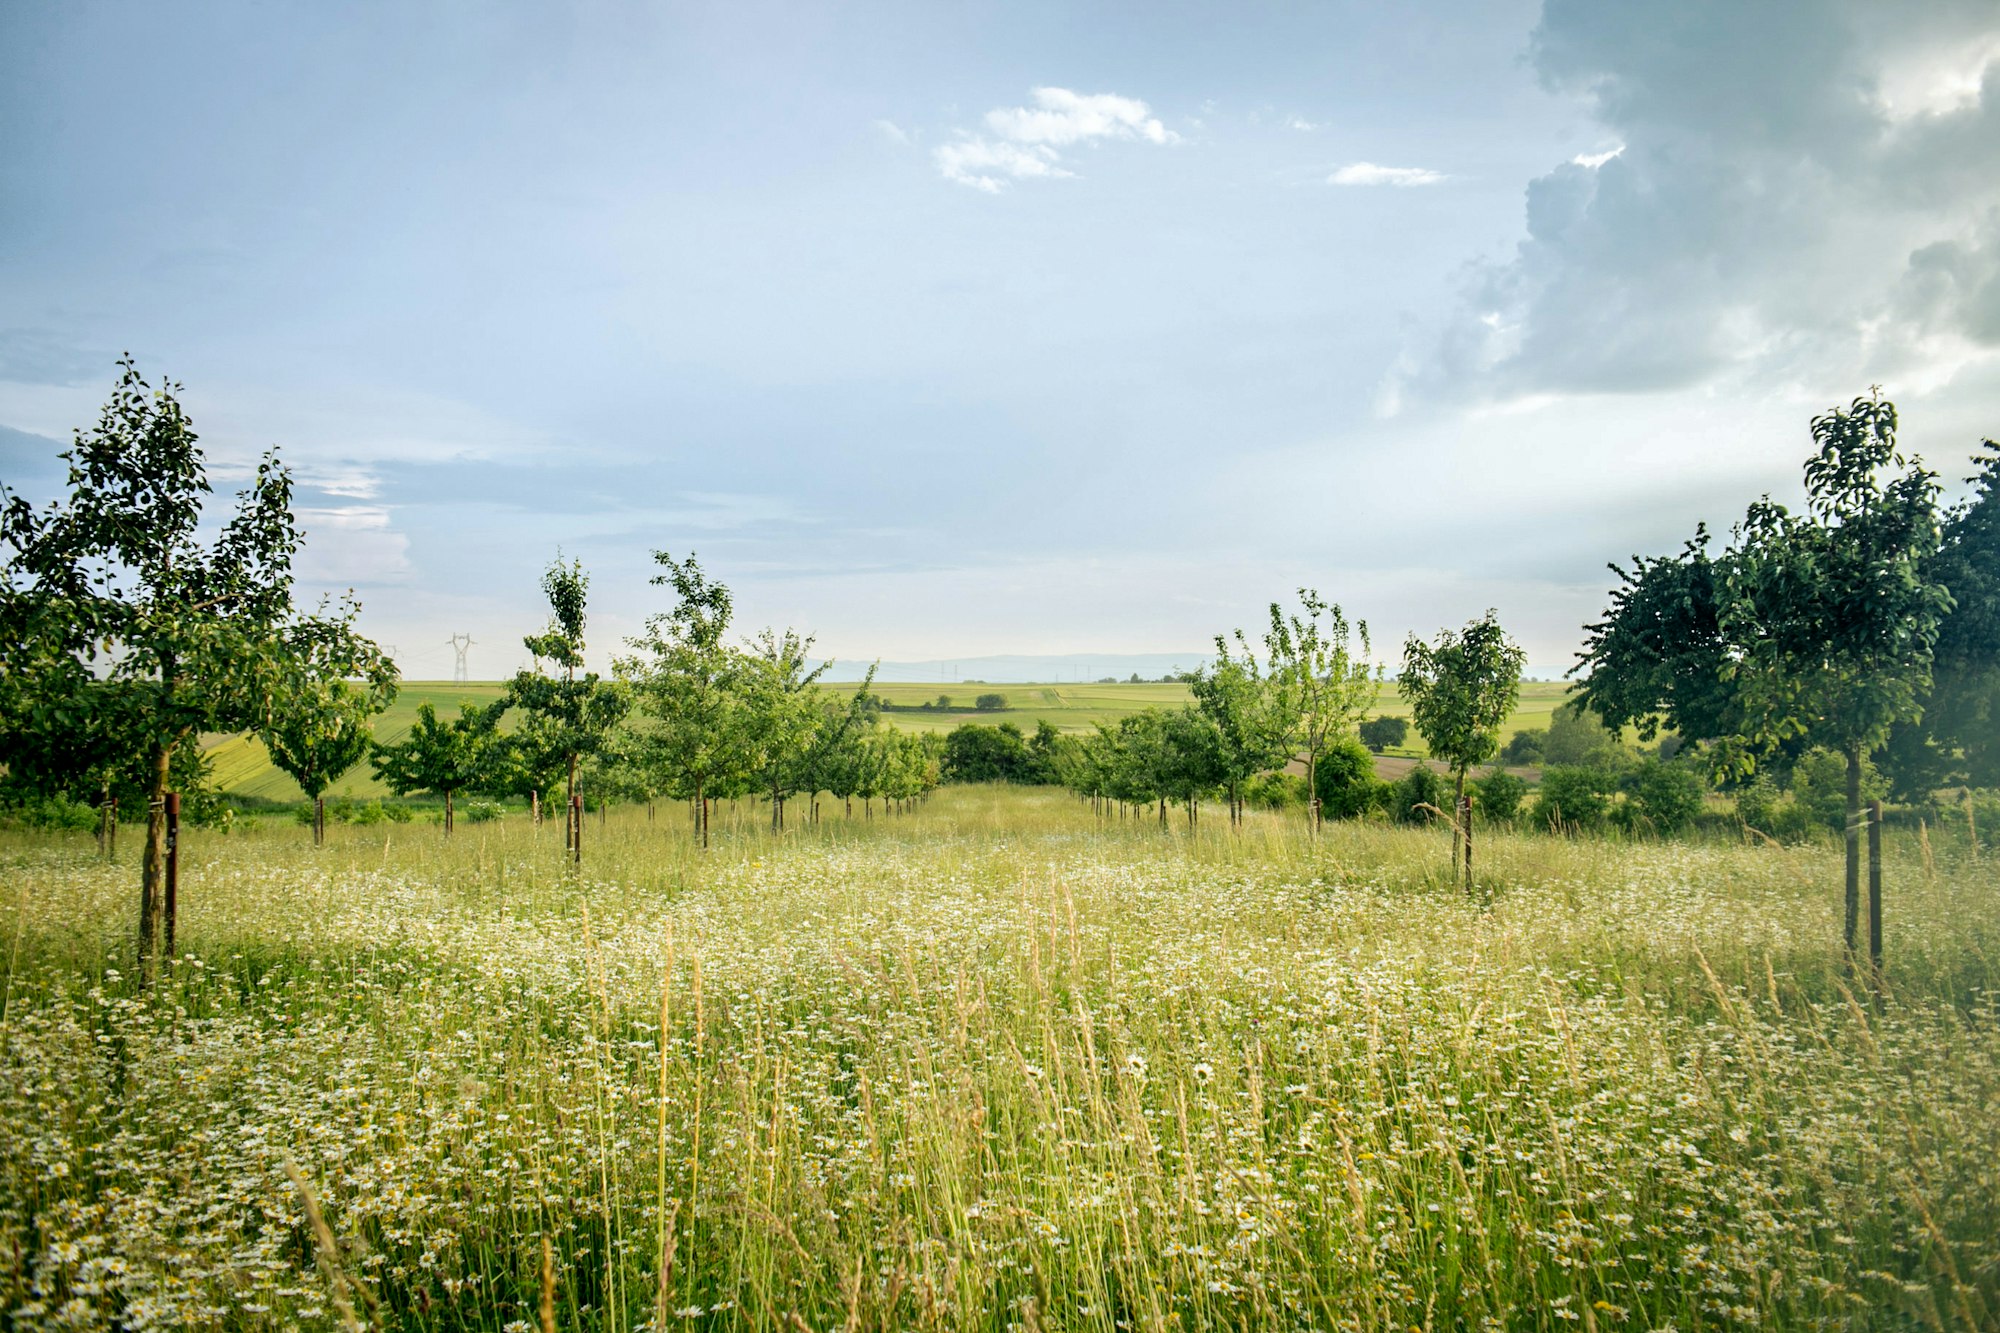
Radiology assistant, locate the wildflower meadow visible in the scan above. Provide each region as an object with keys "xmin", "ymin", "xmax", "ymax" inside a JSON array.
[{"xmin": 1, "ymin": 788, "xmax": 1995, "ymax": 1332}]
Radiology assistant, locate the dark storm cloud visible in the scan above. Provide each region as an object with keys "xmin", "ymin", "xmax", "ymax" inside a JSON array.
[{"xmin": 1402, "ymin": 0, "xmax": 2000, "ymax": 403}]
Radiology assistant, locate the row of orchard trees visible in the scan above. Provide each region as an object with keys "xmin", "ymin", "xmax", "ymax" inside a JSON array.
[
  {"xmin": 365, "ymin": 549, "xmax": 942, "ymax": 847},
  {"xmin": 1029, "ymin": 591, "xmax": 1524, "ymax": 887}
]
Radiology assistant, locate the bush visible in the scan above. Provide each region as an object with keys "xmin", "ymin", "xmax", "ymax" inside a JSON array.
[
  {"xmin": 1616, "ymin": 758, "xmax": 1705, "ymax": 834},
  {"xmin": 1242, "ymin": 772, "xmax": 1307, "ymax": 810},
  {"xmin": 1789, "ymin": 748, "xmax": 1886, "ymax": 832},
  {"xmin": 1387, "ymin": 765, "xmax": 1448, "ymax": 825},
  {"xmin": 1314, "ymin": 736, "xmax": 1385, "ymax": 819},
  {"xmin": 1536, "ymin": 766, "xmax": 1616, "ymax": 831},
  {"xmin": 349, "ymin": 800, "xmax": 389, "ymax": 826},
  {"xmin": 463, "ymin": 799, "xmax": 504, "ymax": 823},
  {"xmin": 1, "ymin": 794, "xmax": 101, "ymax": 832},
  {"xmin": 1475, "ymin": 769, "xmax": 1527, "ymax": 823},
  {"xmin": 1357, "ymin": 716, "xmax": 1409, "ymax": 753},
  {"xmin": 943, "ymin": 723, "xmax": 1034, "ymax": 783},
  {"xmin": 1499, "ymin": 729, "xmax": 1546, "ymax": 766},
  {"xmin": 974, "ymin": 693, "xmax": 1007, "ymax": 712},
  {"xmin": 383, "ymin": 801, "xmax": 415, "ymax": 824}
]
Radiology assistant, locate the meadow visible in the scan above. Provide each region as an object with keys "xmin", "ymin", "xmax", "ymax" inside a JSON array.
[
  {"xmin": 201, "ymin": 682, "xmax": 1574, "ymax": 803},
  {"xmin": 1, "ymin": 787, "xmax": 1995, "ymax": 1332}
]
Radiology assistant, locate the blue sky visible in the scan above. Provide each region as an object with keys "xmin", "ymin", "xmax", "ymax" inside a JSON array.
[{"xmin": 4, "ymin": 0, "xmax": 1998, "ymax": 679}]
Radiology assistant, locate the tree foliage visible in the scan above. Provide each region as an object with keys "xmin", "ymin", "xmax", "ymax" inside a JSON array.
[{"xmin": 0, "ymin": 358, "xmax": 390, "ymax": 966}]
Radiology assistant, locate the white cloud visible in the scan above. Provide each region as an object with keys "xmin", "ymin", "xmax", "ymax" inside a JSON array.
[
  {"xmin": 1570, "ymin": 145, "xmax": 1624, "ymax": 168},
  {"xmin": 1328, "ymin": 162, "xmax": 1446, "ymax": 187},
  {"xmin": 872, "ymin": 119, "xmax": 911, "ymax": 145},
  {"xmin": 934, "ymin": 86, "xmax": 1175, "ymax": 191},
  {"xmin": 1285, "ymin": 115, "xmax": 1320, "ymax": 132}
]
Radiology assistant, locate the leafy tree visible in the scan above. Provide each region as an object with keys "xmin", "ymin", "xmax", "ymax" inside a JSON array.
[
  {"xmin": 618, "ymin": 552, "xmax": 747, "ymax": 848},
  {"xmin": 1887, "ymin": 439, "xmax": 2000, "ymax": 795},
  {"xmin": 262, "ymin": 664, "xmax": 397, "ymax": 844},
  {"xmin": 1498, "ymin": 729, "xmax": 1546, "ymax": 766},
  {"xmin": 942, "ymin": 722, "xmax": 1033, "ymax": 783},
  {"xmin": 1401, "ymin": 611, "xmax": 1526, "ymax": 885},
  {"xmin": 1189, "ymin": 633, "xmax": 1294, "ymax": 825},
  {"xmin": 1264, "ymin": 589, "xmax": 1381, "ymax": 831},
  {"xmin": 741, "ymin": 627, "xmax": 833, "ymax": 830},
  {"xmin": 1541, "ymin": 703, "xmax": 1625, "ymax": 769},
  {"xmin": 1572, "ymin": 527, "xmax": 1738, "ymax": 743},
  {"xmin": 369, "ymin": 701, "xmax": 500, "ymax": 833},
  {"xmin": 974, "ymin": 692, "xmax": 1007, "ymax": 712},
  {"xmin": 1157, "ymin": 706, "xmax": 1226, "ymax": 826},
  {"xmin": 793, "ymin": 675, "xmax": 881, "ymax": 822},
  {"xmin": 1357, "ymin": 715, "xmax": 1408, "ymax": 753},
  {"xmin": 0, "ymin": 358, "xmax": 389, "ymax": 969},
  {"xmin": 1723, "ymin": 393, "xmax": 1950, "ymax": 957},
  {"xmin": 507, "ymin": 556, "xmax": 627, "ymax": 848}
]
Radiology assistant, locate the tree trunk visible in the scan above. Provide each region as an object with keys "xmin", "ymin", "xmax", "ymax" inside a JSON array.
[
  {"xmin": 845, "ymin": 795, "xmax": 853, "ymax": 819},
  {"xmin": 139, "ymin": 741, "xmax": 170, "ymax": 972},
  {"xmin": 1452, "ymin": 768, "xmax": 1467, "ymax": 875},
  {"xmin": 1158, "ymin": 797, "xmax": 1167, "ymax": 829},
  {"xmin": 566, "ymin": 752, "xmax": 578, "ymax": 850},
  {"xmin": 1307, "ymin": 748, "xmax": 1320, "ymax": 834},
  {"xmin": 445, "ymin": 786, "xmax": 454, "ymax": 835},
  {"xmin": 697, "ymin": 781, "xmax": 708, "ymax": 850},
  {"xmin": 314, "ymin": 795, "xmax": 325, "ymax": 846},
  {"xmin": 1461, "ymin": 793, "xmax": 1474, "ymax": 895},
  {"xmin": 1844, "ymin": 749, "xmax": 1862, "ymax": 955}
]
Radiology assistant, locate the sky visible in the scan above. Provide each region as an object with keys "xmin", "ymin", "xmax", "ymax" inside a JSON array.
[{"xmin": 3, "ymin": 0, "xmax": 1998, "ymax": 681}]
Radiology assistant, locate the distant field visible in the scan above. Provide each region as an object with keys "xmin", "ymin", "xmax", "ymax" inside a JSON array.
[{"xmin": 203, "ymin": 678, "xmax": 1578, "ymax": 801}]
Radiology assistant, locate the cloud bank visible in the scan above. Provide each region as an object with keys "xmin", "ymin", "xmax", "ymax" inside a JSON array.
[
  {"xmin": 1329, "ymin": 162, "xmax": 1445, "ymax": 187},
  {"xmin": 1392, "ymin": 0, "xmax": 2000, "ymax": 408}
]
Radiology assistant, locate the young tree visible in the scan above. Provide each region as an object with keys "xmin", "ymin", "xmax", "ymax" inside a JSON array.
[
  {"xmin": 1264, "ymin": 590, "xmax": 1381, "ymax": 831},
  {"xmin": 369, "ymin": 701, "xmax": 501, "ymax": 834},
  {"xmin": 262, "ymin": 659, "xmax": 397, "ymax": 845},
  {"xmin": 1401, "ymin": 611, "xmax": 1526, "ymax": 887},
  {"xmin": 0, "ymin": 359, "xmax": 389, "ymax": 969},
  {"xmin": 1723, "ymin": 393, "xmax": 1950, "ymax": 961},
  {"xmin": 741, "ymin": 627, "xmax": 832, "ymax": 831},
  {"xmin": 1189, "ymin": 632, "xmax": 1293, "ymax": 825},
  {"xmin": 617, "ymin": 551, "xmax": 747, "ymax": 848},
  {"xmin": 1357, "ymin": 715, "xmax": 1409, "ymax": 753},
  {"xmin": 507, "ymin": 556, "xmax": 627, "ymax": 849}
]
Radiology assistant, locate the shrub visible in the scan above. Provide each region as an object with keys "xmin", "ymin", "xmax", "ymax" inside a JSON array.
[
  {"xmin": 1, "ymin": 795, "xmax": 101, "ymax": 832},
  {"xmin": 974, "ymin": 693, "xmax": 1007, "ymax": 712},
  {"xmin": 1242, "ymin": 772, "xmax": 1307, "ymax": 810},
  {"xmin": 1357, "ymin": 716, "xmax": 1409, "ymax": 753},
  {"xmin": 1387, "ymin": 765, "xmax": 1448, "ymax": 825},
  {"xmin": 1616, "ymin": 759, "xmax": 1705, "ymax": 834},
  {"xmin": 1499, "ymin": 729, "xmax": 1546, "ymax": 766},
  {"xmin": 1475, "ymin": 769, "xmax": 1528, "ymax": 823},
  {"xmin": 1314, "ymin": 736, "xmax": 1385, "ymax": 819},
  {"xmin": 350, "ymin": 800, "xmax": 389, "ymax": 826},
  {"xmin": 1788, "ymin": 748, "xmax": 1887, "ymax": 832},
  {"xmin": 1537, "ymin": 766, "xmax": 1616, "ymax": 831},
  {"xmin": 463, "ymin": 799, "xmax": 504, "ymax": 824},
  {"xmin": 383, "ymin": 801, "xmax": 415, "ymax": 824},
  {"xmin": 1543, "ymin": 706, "xmax": 1623, "ymax": 768}
]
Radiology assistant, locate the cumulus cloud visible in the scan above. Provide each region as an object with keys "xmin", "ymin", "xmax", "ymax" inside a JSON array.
[
  {"xmin": 1329, "ymin": 162, "xmax": 1445, "ymax": 187},
  {"xmin": 935, "ymin": 87, "xmax": 1175, "ymax": 191},
  {"xmin": 1391, "ymin": 0, "xmax": 2000, "ymax": 409}
]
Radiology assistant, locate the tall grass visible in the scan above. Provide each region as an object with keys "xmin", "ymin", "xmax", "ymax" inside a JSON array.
[{"xmin": 0, "ymin": 787, "xmax": 1995, "ymax": 1330}]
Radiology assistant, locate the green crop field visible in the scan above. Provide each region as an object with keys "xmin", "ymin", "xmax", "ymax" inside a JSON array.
[
  {"xmin": 3, "ymin": 786, "xmax": 1995, "ymax": 1330},
  {"xmin": 202, "ymin": 680, "xmax": 1576, "ymax": 803}
]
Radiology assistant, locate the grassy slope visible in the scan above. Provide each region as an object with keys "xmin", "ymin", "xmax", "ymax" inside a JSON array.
[{"xmin": 204, "ymin": 678, "xmax": 1576, "ymax": 801}]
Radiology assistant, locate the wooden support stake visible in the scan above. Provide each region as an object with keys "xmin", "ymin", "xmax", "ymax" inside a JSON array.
[
  {"xmin": 163, "ymin": 792, "xmax": 180, "ymax": 959},
  {"xmin": 1868, "ymin": 800, "xmax": 1883, "ymax": 970}
]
